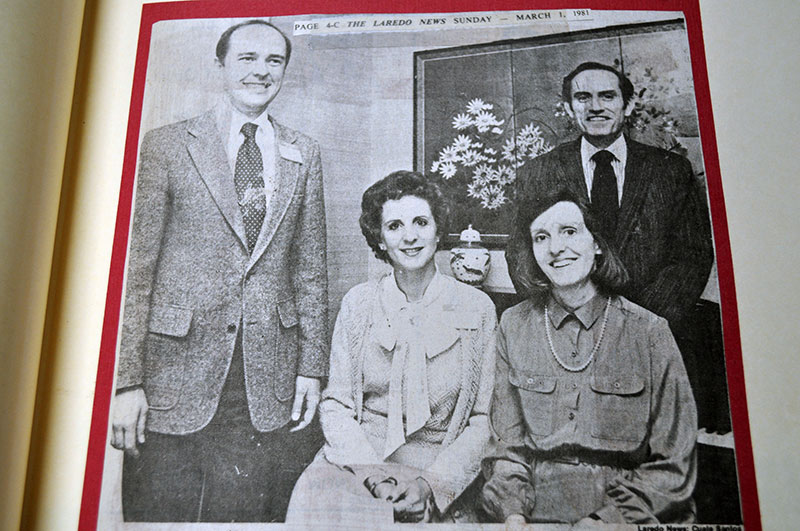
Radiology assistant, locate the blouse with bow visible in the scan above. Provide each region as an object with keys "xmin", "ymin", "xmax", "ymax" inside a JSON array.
[{"xmin": 319, "ymin": 271, "xmax": 496, "ymax": 514}]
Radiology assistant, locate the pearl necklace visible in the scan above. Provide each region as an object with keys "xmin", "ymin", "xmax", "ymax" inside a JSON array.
[{"xmin": 544, "ymin": 297, "xmax": 611, "ymax": 372}]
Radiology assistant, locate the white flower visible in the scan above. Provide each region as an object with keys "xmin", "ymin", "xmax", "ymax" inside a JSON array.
[
  {"xmin": 501, "ymin": 138, "xmax": 518, "ymax": 163},
  {"xmin": 453, "ymin": 134, "xmax": 473, "ymax": 152},
  {"xmin": 452, "ymin": 113, "xmax": 473, "ymax": 130},
  {"xmin": 483, "ymin": 147, "xmax": 497, "ymax": 155},
  {"xmin": 516, "ymin": 133, "xmax": 532, "ymax": 151},
  {"xmin": 430, "ymin": 160, "xmax": 440, "ymax": 173},
  {"xmin": 466, "ymin": 181, "xmax": 484, "ymax": 199},
  {"xmin": 472, "ymin": 163, "xmax": 493, "ymax": 185},
  {"xmin": 480, "ymin": 184, "xmax": 507, "ymax": 210},
  {"xmin": 474, "ymin": 110, "xmax": 504, "ymax": 133},
  {"xmin": 439, "ymin": 145, "xmax": 460, "ymax": 163},
  {"xmin": 491, "ymin": 127, "xmax": 504, "ymax": 134},
  {"xmin": 438, "ymin": 160, "xmax": 457, "ymax": 179},
  {"xmin": 460, "ymin": 149, "xmax": 483, "ymax": 167},
  {"xmin": 467, "ymin": 98, "xmax": 491, "ymax": 115},
  {"xmin": 496, "ymin": 165, "xmax": 516, "ymax": 185},
  {"xmin": 519, "ymin": 123, "xmax": 542, "ymax": 140},
  {"xmin": 512, "ymin": 122, "xmax": 554, "ymax": 159},
  {"xmin": 529, "ymin": 138, "xmax": 553, "ymax": 158}
]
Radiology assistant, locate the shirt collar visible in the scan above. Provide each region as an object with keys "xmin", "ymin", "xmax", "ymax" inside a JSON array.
[
  {"xmin": 380, "ymin": 267, "xmax": 446, "ymax": 314},
  {"xmin": 229, "ymin": 106, "xmax": 273, "ymax": 141},
  {"xmin": 547, "ymin": 292, "xmax": 606, "ymax": 330},
  {"xmin": 215, "ymin": 99, "xmax": 274, "ymax": 143},
  {"xmin": 580, "ymin": 134, "xmax": 627, "ymax": 166}
]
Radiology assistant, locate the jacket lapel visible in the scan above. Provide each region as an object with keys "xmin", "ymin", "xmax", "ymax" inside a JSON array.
[
  {"xmin": 187, "ymin": 112, "xmax": 248, "ymax": 249},
  {"xmin": 248, "ymin": 120, "xmax": 302, "ymax": 270},
  {"xmin": 561, "ymin": 138, "xmax": 589, "ymax": 201},
  {"xmin": 616, "ymin": 138, "xmax": 649, "ymax": 248}
]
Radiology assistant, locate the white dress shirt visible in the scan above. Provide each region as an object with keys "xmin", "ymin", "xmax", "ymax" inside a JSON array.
[{"xmin": 580, "ymin": 134, "xmax": 627, "ymax": 206}]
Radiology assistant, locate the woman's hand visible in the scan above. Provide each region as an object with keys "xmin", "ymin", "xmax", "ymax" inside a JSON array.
[
  {"xmin": 365, "ymin": 475, "xmax": 399, "ymax": 501},
  {"xmin": 392, "ymin": 477, "xmax": 433, "ymax": 522}
]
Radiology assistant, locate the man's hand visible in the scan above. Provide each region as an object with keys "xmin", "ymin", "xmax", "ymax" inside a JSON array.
[
  {"xmin": 110, "ymin": 387, "xmax": 148, "ymax": 457},
  {"xmin": 392, "ymin": 477, "xmax": 433, "ymax": 523},
  {"xmin": 290, "ymin": 376, "xmax": 321, "ymax": 432}
]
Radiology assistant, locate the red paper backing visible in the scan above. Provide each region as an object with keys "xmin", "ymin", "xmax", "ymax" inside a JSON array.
[{"xmin": 78, "ymin": 1, "xmax": 760, "ymax": 529}]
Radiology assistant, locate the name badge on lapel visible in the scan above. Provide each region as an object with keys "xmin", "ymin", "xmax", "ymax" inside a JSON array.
[{"xmin": 279, "ymin": 143, "xmax": 303, "ymax": 164}]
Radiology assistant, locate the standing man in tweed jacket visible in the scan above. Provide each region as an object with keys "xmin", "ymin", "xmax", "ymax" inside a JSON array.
[{"xmin": 110, "ymin": 20, "xmax": 328, "ymax": 522}]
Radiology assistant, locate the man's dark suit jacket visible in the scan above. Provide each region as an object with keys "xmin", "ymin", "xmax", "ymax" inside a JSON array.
[
  {"xmin": 507, "ymin": 136, "xmax": 714, "ymax": 328},
  {"xmin": 117, "ymin": 109, "xmax": 329, "ymax": 435}
]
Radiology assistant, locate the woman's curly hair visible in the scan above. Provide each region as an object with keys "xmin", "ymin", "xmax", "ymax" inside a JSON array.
[{"xmin": 359, "ymin": 171, "xmax": 450, "ymax": 263}]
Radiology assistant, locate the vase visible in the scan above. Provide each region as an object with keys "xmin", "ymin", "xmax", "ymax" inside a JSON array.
[{"xmin": 449, "ymin": 225, "xmax": 491, "ymax": 286}]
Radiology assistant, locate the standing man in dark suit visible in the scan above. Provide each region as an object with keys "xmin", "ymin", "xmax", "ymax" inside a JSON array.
[
  {"xmin": 507, "ymin": 62, "xmax": 713, "ymax": 381},
  {"xmin": 109, "ymin": 20, "xmax": 328, "ymax": 522}
]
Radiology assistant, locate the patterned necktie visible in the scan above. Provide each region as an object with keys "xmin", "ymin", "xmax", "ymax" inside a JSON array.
[
  {"xmin": 234, "ymin": 122, "xmax": 266, "ymax": 253},
  {"xmin": 590, "ymin": 149, "xmax": 619, "ymax": 239}
]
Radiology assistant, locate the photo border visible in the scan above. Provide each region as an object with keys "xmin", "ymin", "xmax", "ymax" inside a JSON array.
[{"xmin": 78, "ymin": 1, "xmax": 759, "ymax": 529}]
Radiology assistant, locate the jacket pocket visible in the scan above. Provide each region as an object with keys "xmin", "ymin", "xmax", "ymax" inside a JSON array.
[
  {"xmin": 589, "ymin": 374, "xmax": 648, "ymax": 442},
  {"xmin": 274, "ymin": 297, "xmax": 299, "ymax": 401},
  {"xmin": 509, "ymin": 368, "xmax": 557, "ymax": 436},
  {"xmin": 143, "ymin": 304, "xmax": 192, "ymax": 410}
]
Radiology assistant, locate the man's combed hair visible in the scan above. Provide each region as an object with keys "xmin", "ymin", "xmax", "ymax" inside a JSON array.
[
  {"xmin": 215, "ymin": 19, "xmax": 292, "ymax": 65},
  {"xmin": 562, "ymin": 61, "xmax": 635, "ymax": 106},
  {"xmin": 359, "ymin": 171, "xmax": 450, "ymax": 264},
  {"xmin": 506, "ymin": 188, "xmax": 629, "ymax": 299}
]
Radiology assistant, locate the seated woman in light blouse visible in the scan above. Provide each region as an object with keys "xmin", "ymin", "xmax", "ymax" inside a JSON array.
[
  {"xmin": 286, "ymin": 171, "xmax": 496, "ymax": 524},
  {"xmin": 481, "ymin": 189, "xmax": 697, "ymax": 525}
]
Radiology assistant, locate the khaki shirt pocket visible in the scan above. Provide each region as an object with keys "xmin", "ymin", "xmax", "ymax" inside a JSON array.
[
  {"xmin": 589, "ymin": 374, "xmax": 648, "ymax": 443},
  {"xmin": 509, "ymin": 368, "xmax": 557, "ymax": 437}
]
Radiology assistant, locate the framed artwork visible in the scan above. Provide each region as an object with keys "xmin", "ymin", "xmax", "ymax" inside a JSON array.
[{"xmin": 415, "ymin": 19, "xmax": 700, "ymax": 246}]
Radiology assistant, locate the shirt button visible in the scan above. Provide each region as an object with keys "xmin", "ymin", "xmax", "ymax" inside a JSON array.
[
  {"xmin": 527, "ymin": 378, "xmax": 534, "ymax": 384},
  {"xmin": 572, "ymin": 382, "xmax": 578, "ymax": 389},
  {"xmin": 227, "ymin": 323, "xmax": 237, "ymax": 333},
  {"xmin": 571, "ymin": 351, "xmax": 577, "ymax": 358},
  {"xmin": 614, "ymin": 382, "xmax": 621, "ymax": 389},
  {"xmin": 568, "ymin": 412, "xmax": 575, "ymax": 420}
]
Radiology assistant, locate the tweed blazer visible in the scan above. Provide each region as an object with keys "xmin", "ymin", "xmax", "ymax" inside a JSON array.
[
  {"xmin": 319, "ymin": 273, "xmax": 496, "ymax": 512},
  {"xmin": 507, "ymin": 136, "xmax": 713, "ymax": 327},
  {"xmin": 117, "ymin": 109, "xmax": 328, "ymax": 434}
]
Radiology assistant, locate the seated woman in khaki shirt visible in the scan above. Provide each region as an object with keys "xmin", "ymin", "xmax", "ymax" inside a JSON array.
[{"xmin": 481, "ymin": 189, "xmax": 697, "ymax": 525}]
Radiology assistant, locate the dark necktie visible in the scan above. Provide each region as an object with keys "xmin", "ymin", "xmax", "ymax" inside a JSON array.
[
  {"xmin": 590, "ymin": 149, "xmax": 619, "ymax": 239},
  {"xmin": 234, "ymin": 122, "xmax": 266, "ymax": 253}
]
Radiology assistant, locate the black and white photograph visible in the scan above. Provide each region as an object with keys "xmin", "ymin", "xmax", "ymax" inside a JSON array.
[{"xmin": 98, "ymin": 8, "xmax": 745, "ymax": 527}]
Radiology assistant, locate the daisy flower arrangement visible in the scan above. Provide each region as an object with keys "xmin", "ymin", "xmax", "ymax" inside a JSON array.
[{"xmin": 430, "ymin": 98, "xmax": 553, "ymax": 211}]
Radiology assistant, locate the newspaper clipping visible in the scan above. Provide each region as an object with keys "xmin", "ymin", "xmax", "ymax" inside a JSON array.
[{"xmin": 94, "ymin": 5, "xmax": 747, "ymax": 528}]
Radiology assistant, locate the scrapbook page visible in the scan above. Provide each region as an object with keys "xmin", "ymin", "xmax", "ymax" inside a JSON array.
[{"xmin": 77, "ymin": 1, "xmax": 759, "ymax": 528}]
